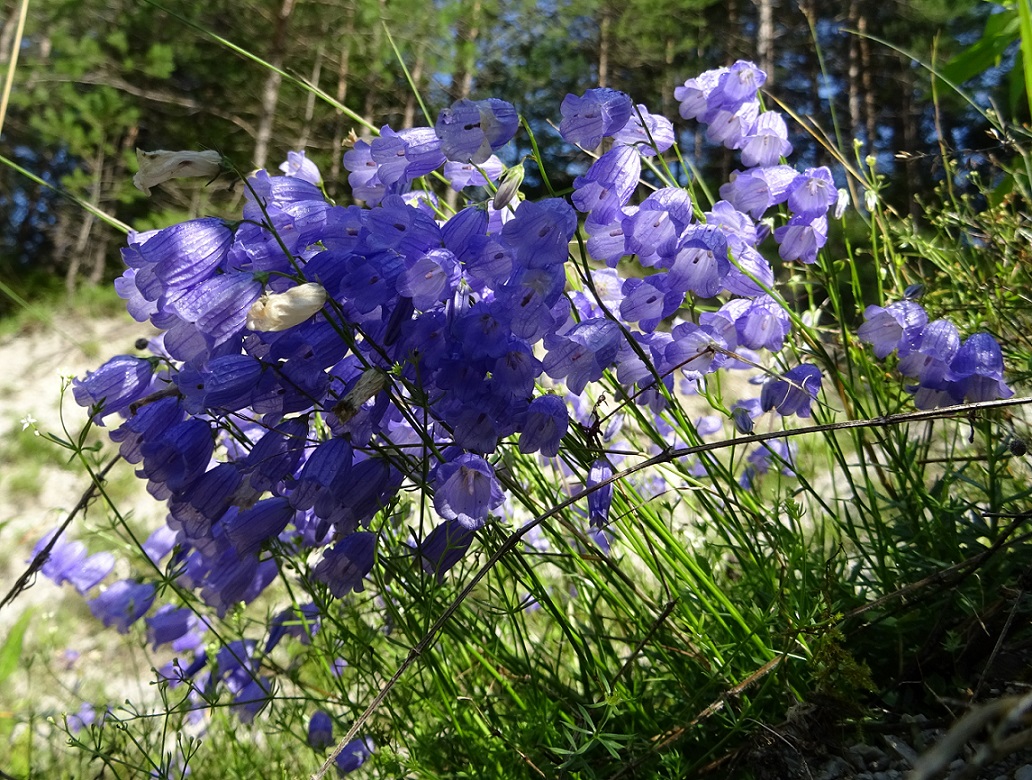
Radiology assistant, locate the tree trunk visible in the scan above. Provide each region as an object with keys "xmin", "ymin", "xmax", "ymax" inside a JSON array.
[
  {"xmin": 598, "ymin": 3, "xmax": 610, "ymax": 88},
  {"xmin": 402, "ymin": 45, "xmax": 426, "ymax": 128},
  {"xmin": 753, "ymin": 0, "xmax": 775, "ymax": 83},
  {"xmin": 328, "ymin": 1, "xmax": 355, "ymax": 192},
  {"xmin": 298, "ymin": 45, "xmax": 324, "ymax": 150},
  {"xmin": 253, "ymin": 0, "xmax": 297, "ymax": 170},
  {"xmin": 65, "ymin": 149, "xmax": 105, "ymax": 297},
  {"xmin": 451, "ymin": 0, "xmax": 482, "ymax": 100},
  {"xmin": 859, "ymin": 11, "xmax": 877, "ymax": 150},
  {"xmin": 847, "ymin": 0, "xmax": 861, "ymax": 140}
]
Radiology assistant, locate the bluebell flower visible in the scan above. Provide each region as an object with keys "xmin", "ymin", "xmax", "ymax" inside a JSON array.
[
  {"xmin": 265, "ymin": 603, "xmax": 321, "ymax": 652},
  {"xmin": 667, "ymin": 225, "xmax": 731, "ymax": 298},
  {"xmin": 32, "ymin": 528, "xmax": 114, "ymax": 593},
  {"xmin": 224, "ymin": 497, "xmax": 296, "ymax": 557},
  {"xmin": 774, "ymin": 212, "xmax": 827, "ymax": 264},
  {"xmin": 417, "ymin": 519, "xmax": 475, "ymax": 582},
  {"xmin": 897, "ymin": 319, "xmax": 960, "ymax": 387},
  {"xmin": 623, "ymin": 188, "xmax": 693, "ymax": 265},
  {"xmin": 88, "ymin": 579, "xmax": 156, "ymax": 633},
  {"xmin": 313, "ymin": 532, "xmax": 377, "ymax": 597},
  {"xmin": 396, "ymin": 248, "xmax": 461, "ymax": 310},
  {"xmin": 308, "ymin": 710, "xmax": 334, "ymax": 750},
  {"xmin": 946, "ymin": 332, "xmax": 1014, "ymax": 403},
  {"xmin": 559, "ymin": 87, "xmax": 633, "ymax": 149},
  {"xmin": 572, "ymin": 145, "xmax": 641, "ymax": 224},
  {"xmin": 444, "ymin": 155, "xmax": 505, "ymax": 190},
  {"xmin": 857, "ymin": 301, "xmax": 927, "ymax": 358},
  {"xmin": 706, "ymin": 99, "xmax": 760, "ymax": 149},
  {"xmin": 612, "ymin": 104, "xmax": 675, "ymax": 156},
  {"xmin": 370, "ymin": 126, "xmax": 446, "ymax": 187},
  {"xmin": 73, "ymin": 355, "xmax": 155, "ymax": 425},
  {"xmin": 739, "ymin": 111, "xmax": 792, "ymax": 167},
  {"xmin": 587, "ymin": 459, "xmax": 615, "ymax": 528},
  {"xmin": 739, "ymin": 440, "xmax": 796, "ymax": 488},
  {"xmin": 674, "ymin": 67, "xmax": 727, "ymax": 121},
  {"xmin": 142, "ymin": 524, "xmax": 179, "ymax": 565},
  {"xmin": 279, "ymin": 150, "xmax": 322, "ymax": 186},
  {"xmin": 342, "ymin": 138, "xmax": 385, "ymax": 204},
  {"xmin": 719, "ymin": 165, "xmax": 797, "ymax": 219},
  {"xmin": 542, "ymin": 318, "xmax": 622, "ymax": 395},
  {"xmin": 786, "ymin": 167, "xmax": 837, "ymax": 215},
  {"xmin": 335, "ymin": 736, "xmax": 375, "ymax": 775},
  {"xmin": 435, "ymin": 97, "xmax": 518, "ymax": 163},
  {"xmin": 432, "ymin": 453, "xmax": 504, "ymax": 530},
  {"xmin": 139, "ymin": 418, "xmax": 214, "ymax": 498},
  {"xmin": 761, "ymin": 364, "xmax": 823, "ymax": 418},
  {"xmin": 146, "ymin": 605, "xmax": 205, "ymax": 653},
  {"xmin": 519, "ymin": 395, "xmax": 569, "ymax": 457},
  {"xmin": 721, "ymin": 295, "xmax": 793, "ymax": 352}
]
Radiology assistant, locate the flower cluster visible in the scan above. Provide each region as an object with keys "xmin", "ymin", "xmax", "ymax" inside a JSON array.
[
  {"xmin": 858, "ymin": 300, "xmax": 1012, "ymax": 408},
  {"xmin": 58, "ymin": 58, "xmax": 1012, "ymax": 750}
]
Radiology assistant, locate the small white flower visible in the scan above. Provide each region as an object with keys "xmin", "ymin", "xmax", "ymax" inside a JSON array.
[
  {"xmin": 245, "ymin": 282, "xmax": 328, "ymax": 332},
  {"xmin": 20, "ymin": 413, "xmax": 36, "ymax": 431},
  {"xmin": 834, "ymin": 188, "xmax": 850, "ymax": 219},
  {"xmin": 133, "ymin": 149, "xmax": 223, "ymax": 195}
]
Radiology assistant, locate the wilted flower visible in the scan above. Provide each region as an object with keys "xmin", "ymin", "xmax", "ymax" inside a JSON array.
[
  {"xmin": 246, "ymin": 282, "xmax": 327, "ymax": 332},
  {"xmin": 133, "ymin": 149, "xmax": 222, "ymax": 195}
]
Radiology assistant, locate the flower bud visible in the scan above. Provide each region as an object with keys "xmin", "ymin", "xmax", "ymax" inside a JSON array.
[
  {"xmin": 493, "ymin": 162, "xmax": 525, "ymax": 210},
  {"xmin": 133, "ymin": 149, "xmax": 223, "ymax": 195},
  {"xmin": 245, "ymin": 282, "xmax": 327, "ymax": 332}
]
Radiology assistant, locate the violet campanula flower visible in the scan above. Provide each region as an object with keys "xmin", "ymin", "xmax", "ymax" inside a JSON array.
[
  {"xmin": 139, "ymin": 418, "xmax": 214, "ymax": 498},
  {"xmin": 857, "ymin": 300, "xmax": 928, "ymax": 358},
  {"xmin": 519, "ymin": 394, "xmax": 569, "ymax": 457},
  {"xmin": 946, "ymin": 332, "xmax": 1014, "ymax": 403},
  {"xmin": 739, "ymin": 440, "xmax": 796, "ymax": 488},
  {"xmin": 774, "ymin": 212, "xmax": 827, "ymax": 264},
  {"xmin": 674, "ymin": 67, "xmax": 727, "ymax": 122},
  {"xmin": 786, "ymin": 167, "xmax": 837, "ymax": 215},
  {"xmin": 88, "ymin": 579, "xmax": 156, "ymax": 633},
  {"xmin": 612, "ymin": 104, "xmax": 675, "ymax": 156},
  {"xmin": 432, "ymin": 453, "xmax": 504, "ymax": 530},
  {"xmin": 308, "ymin": 710, "xmax": 334, "ymax": 750},
  {"xmin": 542, "ymin": 318, "xmax": 622, "ymax": 395},
  {"xmin": 572, "ymin": 145, "xmax": 641, "ymax": 224},
  {"xmin": 370, "ymin": 126, "xmax": 446, "ymax": 187},
  {"xmin": 279, "ymin": 150, "xmax": 322, "ymax": 186},
  {"xmin": 706, "ymin": 99, "xmax": 760, "ymax": 149},
  {"xmin": 396, "ymin": 248, "xmax": 461, "ymax": 310},
  {"xmin": 72, "ymin": 355, "xmax": 155, "ymax": 425},
  {"xmin": 666, "ymin": 225, "xmax": 731, "ymax": 299},
  {"xmin": 313, "ymin": 532, "xmax": 377, "ymax": 597},
  {"xmin": 444, "ymin": 155, "xmax": 505, "ymax": 190},
  {"xmin": 32, "ymin": 528, "xmax": 114, "ymax": 593},
  {"xmin": 265, "ymin": 603, "xmax": 321, "ymax": 652},
  {"xmin": 435, "ymin": 98, "xmax": 518, "ymax": 163},
  {"xmin": 559, "ymin": 87, "xmax": 633, "ymax": 149},
  {"xmin": 335, "ymin": 737, "xmax": 375, "ymax": 775},
  {"xmin": 417, "ymin": 519, "xmax": 475, "ymax": 581},
  {"xmin": 224, "ymin": 497, "xmax": 296, "ymax": 557},
  {"xmin": 739, "ymin": 111, "xmax": 792, "ymax": 167},
  {"xmin": 623, "ymin": 187, "xmax": 694, "ymax": 265},
  {"xmin": 146, "ymin": 605, "xmax": 205, "ymax": 653},
  {"xmin": 761, "ymin": 364, "xmax": 823, "ymax": 418},
  {"xmin": 719, "ymin": 165, "xmax": 798, "ymax": 219},
  {"xmin": 342, "ymin": 138, "xmax": 385, "ymax": 204},
  {"xmin": 897, "ymin": 319, "xmax": 960, "ymax": 387},
  {"xmin": 587, "ymin": 459, "xmax": 615, "ymax": 528},
  {"xmin": 721, "ymin": 295, "xmax": 793, "ymax": 352}
]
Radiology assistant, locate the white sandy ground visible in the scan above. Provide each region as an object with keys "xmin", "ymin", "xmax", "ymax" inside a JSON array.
[{"xmin": 0, "ymin": 312, "xmax": 169, "ymax": 735}]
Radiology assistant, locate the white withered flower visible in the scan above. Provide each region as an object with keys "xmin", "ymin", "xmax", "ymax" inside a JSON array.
[
  {"xmin": 133, "ymin": 149, "xmax": 223, "ymax": 195},
  {"xmin": 246, "ymin": 283, "xmax": 328, "ymax": 332}
]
